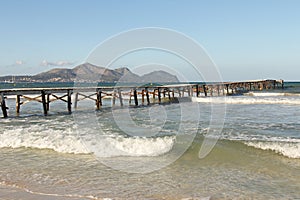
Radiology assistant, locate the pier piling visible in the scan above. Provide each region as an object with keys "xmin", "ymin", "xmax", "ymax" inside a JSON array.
[
  {"xmin": 0, "ymin": 80, "xmax": 284, "ymax": 117},
  {"xmin": 1, "ymin": 94, "xmax": 8, "ymax": 118},
  {"xmin": 41, "ymin": 91, "xmax": 48, "ymax": 116},
  {"xmin": 133, "ymin": 89, "xmax": 138, "ymax": 106}
]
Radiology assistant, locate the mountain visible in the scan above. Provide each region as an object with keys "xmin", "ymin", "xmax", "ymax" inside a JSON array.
[
  {"xmin": 0, "ymin": 63, "xmax": 179, "ymax": 83},
  {"xmin": 141, "ymin": 71, "xmax": 179, "ymax": 83}
]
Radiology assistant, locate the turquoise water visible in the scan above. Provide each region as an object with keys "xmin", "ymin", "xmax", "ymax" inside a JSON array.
[{"xmin": 0, "ymin": 83, "xmax": 300, "ymax": 199}]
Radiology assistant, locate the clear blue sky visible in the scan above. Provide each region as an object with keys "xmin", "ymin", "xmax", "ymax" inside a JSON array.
[{"xmin": 0, "ymin": 0, "xmax": 299, "ymax": 81}]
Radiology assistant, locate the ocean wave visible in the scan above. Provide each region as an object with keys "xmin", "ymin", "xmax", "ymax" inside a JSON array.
[
  {"xmin": 0, "ymin": 127, "xmax": 89, "ymax": 154},
  {"xmin": 245, "ymin": 92, "xmax": 300, "ymax": 97},
  {"xmin": 192, "ymin": 96, "xmax": 300, "ymax": 105},
  {"xmin": 244, "ymin": 141, "xmax": 300, "ymax": 159},
  {"xmin": 0, "ymin": 126, "xmax": 175, "ymax": 157},
  {"xmin": 83, "ymin": 135, "xmax": 175, "ymax": 157}
]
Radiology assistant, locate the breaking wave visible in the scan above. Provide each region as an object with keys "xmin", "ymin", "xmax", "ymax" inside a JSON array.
[
  {"xmin": 0, "ymin": 126, "xmax": 175, "ymax": 157},
  {"xmin": 245, "ymin": 140, "xmax": 300, "ymax": 159},
  {"xmin": 192, "ymin": 96, "xmax": 300, "ymax": 105}
]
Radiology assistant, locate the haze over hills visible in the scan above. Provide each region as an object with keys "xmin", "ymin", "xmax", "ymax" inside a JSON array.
[{"xmin": 0, "ymin": 63, "xmax": 179, "ymax": 83}]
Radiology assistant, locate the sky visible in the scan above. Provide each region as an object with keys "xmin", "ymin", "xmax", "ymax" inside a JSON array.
[{"xmin": 0, "ymin": 0, "xmax": 299, "ymax": 81}]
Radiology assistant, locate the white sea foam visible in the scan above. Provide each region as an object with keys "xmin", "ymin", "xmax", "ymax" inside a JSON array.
[
  {"xmin": 192, "ymin": 96, "xmax": 300, "ymax": 105},
  {"xmin": 245, "ymin": 92, "xmax": 300, "ymax": 97},
  {"xmin": 245, "ymin": 141, "xmax": 300, "ymax": 159},
  {"xmin": 0, "ymin": 126, "xmax": 175, "ymax": 157},
  {"xmin": 0, "ymin": 126, "xmax": 90, "ymax": 154},
  {"xmin": 222, "ymin": 131, "xmax": 300, "ymax": 159},
  {"xmin": 83, "ymin": 135, "xmax": 176, "ymax": 157}
]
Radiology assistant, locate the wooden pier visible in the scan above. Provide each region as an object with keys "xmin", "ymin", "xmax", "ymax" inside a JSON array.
[
  {"xmin": 0, "ymin": 79, "xmax": 284, "ymax": 118},
  {"xmin": 201, "ymin": 79, "xmax": 284, "ymax": 97}
]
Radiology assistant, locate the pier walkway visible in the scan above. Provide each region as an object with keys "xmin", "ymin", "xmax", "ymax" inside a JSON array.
[{"xmin": 0, "ymin": 79, "xmax": 284, "ymax": 118}]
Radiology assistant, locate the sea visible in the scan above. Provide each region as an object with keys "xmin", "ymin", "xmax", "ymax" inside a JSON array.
[{"xmin": 0, "ymin": 82, "xmax": 300, "ymax": 200}]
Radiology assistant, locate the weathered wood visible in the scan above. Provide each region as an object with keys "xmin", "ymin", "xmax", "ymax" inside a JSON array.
[
  {"xmin": 67, "ymin": 90, "xmax": 72, "ymax": 114},
  {"xmin": 203, "ymin": 85, "xmax": 207, "ymax": 97},
  {"xmin": 41, "ymin": 91, "xmax": 47, "ymax": 116},
  {"xmin": 1, "ymin": 94, "xmax": 8, "ymax": 118},
  {"xmin": 141, "ymin": 89, "xmax": 145, "ymax": 104},
  {"xmin": 96, "ymin": 90, "xmax": 102, "ymax": 109},
  {"xmin": 145, "ymin": 88, "xmax": 150, "ymax": 105},
  {"xmin": 168, "ymin": 89, "xmax": 171, "ymax": 100},
  {"xmin": 16, "ymin": 95, "xmax": 21, "ymax": 114},
  {"xmin": 187, "ymin": 86, "xmax": 191, "ymax": 96},
  {"xmin": 225, "ymin": 84, "xmax": 229, "ymax": 95},
  {"xmin": 133, "ymin": 89, "xmax": 138, "ymax": 106},
  {"xmin": 129, "ymin": 90, "xmax": 132, "ymax": 104},
  {"xmin": 0, "ymin": 81, "xmax": 284, "ymax": 117},
  {"xmin": 112, "ymin": 90, "xmax": 116, "ymax": 106},
  {"xmin": 46, "ymin": 94, "xmax": 50, "ymax": 111},
  {"xmin": 74, "ymin": 92, "xmax": 79, "ymax": 108},
  {"xmin": 118, "ymin": 89, "xmax": 123, "ymax": 106},
  {"xmin": 22, "ymin": 95, "xmax": 43, "ymax": 103},
  {"xmin": 157, "ymin": 88, "xmax": 161, "ymax": 103},
  {"xmin": 195, "ymin": 85, "xmax": 199, "ymax": 97}
]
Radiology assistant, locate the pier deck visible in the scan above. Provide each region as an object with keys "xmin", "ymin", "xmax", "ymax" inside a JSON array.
[{"xmin": 0, "ymin": 79, "xmax": 284, "ymax": 118}]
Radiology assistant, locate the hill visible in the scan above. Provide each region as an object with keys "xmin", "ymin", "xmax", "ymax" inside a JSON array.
[{"xmin": 0, "ymin": 63, "xmax": 179, "ymax": 83}]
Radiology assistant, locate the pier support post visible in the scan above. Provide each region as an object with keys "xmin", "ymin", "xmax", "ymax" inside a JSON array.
[
  {"xmin": 141, "ymin": 89, "xmax": 145, "ymax": 104},
  {"xmin": 187, "ymin": 86, "xmax": 191, "ymax": 96},
  {"xmin": 41, "ymin": 91, "xmax": 48, "ymax": 116},
  {"xmin": 46, "ymin": 94, "xmax": 50, "ymax": 111},
  {"xmin": 67, "ymin": 90, "xmax": 72, "ymax": 114},
  {"xmin": 112, "ymin": 90, "xmax": 116, "ymax": 106},
  {"xmin": 16, "ymin": 95, "xmax": 21, "ymax": 114},
  {"xmin": 74, "ymin": 92, "xmax": 79, "ymax": 109},
  {"xmin": 203, "ymin": 85, "xmax": 207, "ymax": 97},
  {"xmin": 145, "ymin": 88, "xmax": 150, "ymax": 105},
  {"xmin": 133, "ymin": 89, "xmax": 138, "ymax": 106},
  {"xmin": 96, "ymin": 90, "xmax": 102, "ymax": 109},
  {"xmin": 195, "ymin": 85, "xmax": 199, "ymax": 97},
  {"xmin": 225, "ymin": 84, "xmax": 229, "ymax": 95},
  {"xmin": 1, "ymin": 94, "xmax": 8, "ymax": 118},
  {"xmin": 118, "ymin": 89, "xmax": 123, "ymax": 106},
  {"xmin": 157, "ymin": 88, "xmax": 161, "ymax": 103},
  {"xmin": 129, "ymin": 90, "xmax": 132, "ymax": 104}
]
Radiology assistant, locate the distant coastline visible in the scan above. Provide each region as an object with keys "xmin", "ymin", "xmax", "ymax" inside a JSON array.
[{"xmin": 0, "ymin": 63, "xmax": 179, "ymax": 84}]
